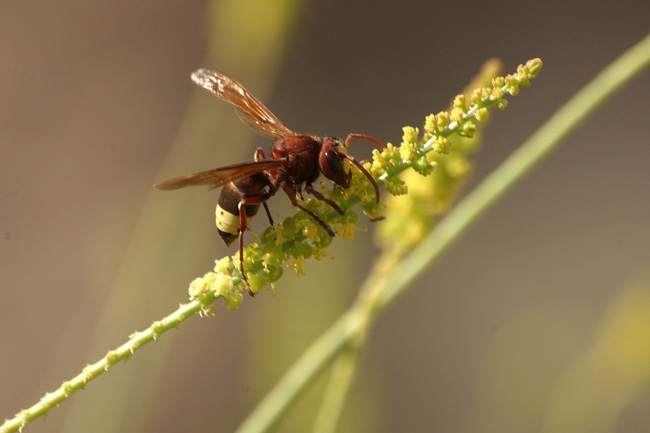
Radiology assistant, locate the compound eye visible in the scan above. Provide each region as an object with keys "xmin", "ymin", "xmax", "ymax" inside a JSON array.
[{"xmin": 321, "ymin": 150, "xmax": 351, "ymax": 187}]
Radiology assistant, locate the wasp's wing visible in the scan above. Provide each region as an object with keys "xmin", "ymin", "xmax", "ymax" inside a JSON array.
[
  {"xmin": 191, "ymin": 69, "xmax": 295, "ymax": 140},
  {"xmin": 154, "ymin": 160, "xmax": 287, "ymax": 191}
]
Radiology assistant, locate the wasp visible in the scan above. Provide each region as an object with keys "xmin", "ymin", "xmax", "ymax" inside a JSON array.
[{"xmin": 155, "ymin": 69, "xmax": 382, "ymax": 295}]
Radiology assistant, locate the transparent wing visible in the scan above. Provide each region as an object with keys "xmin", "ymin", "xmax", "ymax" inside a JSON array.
[
  {"xmin": 154, "ymin": 159, "xmax": 287, "ymax": 191},
  {"xmin": 191, "ymin": 69, "xmax": 295, "ymax": 139}
]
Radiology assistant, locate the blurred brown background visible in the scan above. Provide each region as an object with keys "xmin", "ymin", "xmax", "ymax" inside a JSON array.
[{"xmin": 2, "ymin": 0, "xmax": 650, "ymax": 432}]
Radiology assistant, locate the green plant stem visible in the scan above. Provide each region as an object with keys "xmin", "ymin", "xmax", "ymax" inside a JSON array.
[
  {"xmin": 312, "ymin": 254, "xmax": 399, "ymax": 433},
  {"xmin": 234, "ymin": 32, "xmax": 650, "ymax": 433},
  {"xmin": 312, "ymin": 347, "xmax": 360, "ymax": 433},
  {"xmin": 0, "ymin": 295, "xmax": 218, "ymax": 433}
]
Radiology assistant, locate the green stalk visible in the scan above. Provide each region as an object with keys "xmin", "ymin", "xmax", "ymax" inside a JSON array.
[{"xmin": 0, "ymin": 295, "xmax": 218, "ymax": 433}]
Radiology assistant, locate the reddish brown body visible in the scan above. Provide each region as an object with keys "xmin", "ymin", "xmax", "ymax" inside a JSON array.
[
  {"xmin": 268, "ymin": 135, "xmax": 322, "ymax": 189},
  {"xmin": 155, "ymin": 69, "xmax": 382, "ymax": 296}
]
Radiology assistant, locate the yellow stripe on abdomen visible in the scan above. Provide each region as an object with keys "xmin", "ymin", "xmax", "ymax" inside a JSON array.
[{"xmin": 216, "ymin": 204, "xmax": 255, "ymax": 235}]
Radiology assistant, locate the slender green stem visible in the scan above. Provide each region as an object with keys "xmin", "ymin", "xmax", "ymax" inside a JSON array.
[
  {"xmin": 312, "ymin": 254, "xmax": 399, "ymax": 432},
  {"xmin": 312, "ymin": 348, "xmax": 360, "ymax": 433},
  {"xmin": 0, "ymin": 295, "xmax": 218, "ymax": 433},
  {"xmin": 234, "ymin": 311, "xmax": 356, "ymax": 433},
  {"xmin": 234, "ymin": 32, "xmax": 650, "ymax": 433}
]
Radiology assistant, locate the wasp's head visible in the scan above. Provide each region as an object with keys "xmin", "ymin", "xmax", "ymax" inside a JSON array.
[{"xmin": 319, "ymin": 137, "xmax": 351, "ymax": 188}]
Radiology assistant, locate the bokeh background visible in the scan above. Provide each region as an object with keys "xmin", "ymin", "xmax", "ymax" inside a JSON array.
[{"xmin": 2, "ymin": 1, "xmax": 650, "ymax": 432}]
